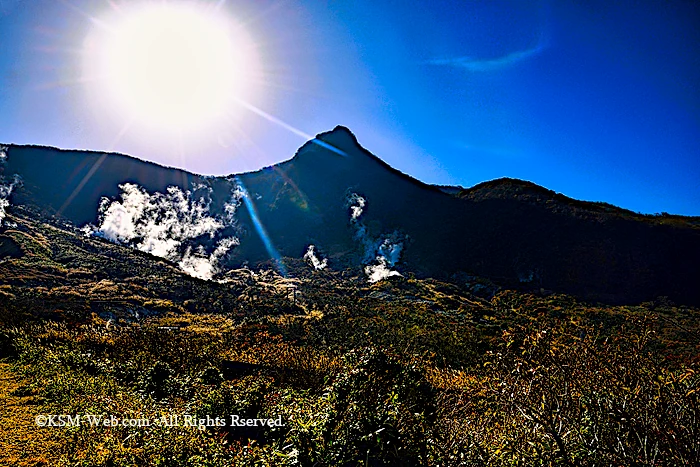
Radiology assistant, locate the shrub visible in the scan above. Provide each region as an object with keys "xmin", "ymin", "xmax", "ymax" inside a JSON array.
[{"xmin": 320, "ymin": 347, "xmax": 437, "ymax": 465}]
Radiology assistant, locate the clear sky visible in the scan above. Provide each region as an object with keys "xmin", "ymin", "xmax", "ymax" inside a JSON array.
[{"xmin": 0, "ymin": 0, "xmax": 698, "ymax": 215}]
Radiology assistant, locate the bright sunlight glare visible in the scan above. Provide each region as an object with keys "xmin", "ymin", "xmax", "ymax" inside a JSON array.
[{"xmin": 84, "ymin": 2, "xmax": 260, "ymax": 133}]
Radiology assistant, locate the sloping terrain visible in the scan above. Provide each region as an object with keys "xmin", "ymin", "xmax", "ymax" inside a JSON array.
[
  {"xmin": 0, "ymin": 363, "xmax": 61, "ymax": 466},
  {"xmin": 0, "ymin": 207, "xmax": 250, "ymax": 324},
  {"xmin": 4, "ymin": 127, "xmax": 699, "ymax": 305},
  {"xmin": 0, "ymin": 206, "xmax": 698, "ymax": 465}
]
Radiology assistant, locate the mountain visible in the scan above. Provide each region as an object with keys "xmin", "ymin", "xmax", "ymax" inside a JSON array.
[{"xmin": 2, "ymin": 126, "xmax": 700, "ymax": 305}]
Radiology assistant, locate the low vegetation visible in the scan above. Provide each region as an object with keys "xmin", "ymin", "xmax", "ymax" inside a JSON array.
[
  {"xmin": 2, "ymin": 287, "xmax": 699, "ymax": 465},
  {"xmin": 0, "ymin": 213, "xmax": 698, "ymax": 465}
]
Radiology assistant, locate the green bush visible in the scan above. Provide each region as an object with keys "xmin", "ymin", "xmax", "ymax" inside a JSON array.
[
  {"xmin": 0, "ymin": 328, "xmax": 18, "ymax": 359},
  {"xmin": 320, "ymin": 347, "xmax": 437, "ymax": 466},
  {"xmin": 142, "ymin": 361, "xmax": 175, "ymax": 399}
]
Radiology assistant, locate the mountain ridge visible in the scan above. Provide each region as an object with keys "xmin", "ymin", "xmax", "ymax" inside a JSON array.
[
  {"xmin": 3, "ymin": 128, "xmax": 700, "ymax": 305},
  {"xmin": 4, "ymin": 131, "xmax": 698, "ymax": 220},
  {"xmin": 459, "ymin": 177, "xmax": 700, "ymax": 224}
]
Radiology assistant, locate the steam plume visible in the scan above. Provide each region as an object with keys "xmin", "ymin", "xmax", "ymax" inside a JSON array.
[
  {"xmin": 84, "ymin": 182, "xmax": 241, "ymax": 280},
  {"xmin": 303, "ymin": 244, "xmax": 327, "ymax": 270},
  {"xmin": 0, "ymin": 147, "xmax": 21, "ymax": 227},
  {"xmin": 348, "ymin": 192, "xmax": 366, "ymax": 220},
  {"xmin": 346, "ymin": 192, "xmax": 404, "ymax": 282},
  {"xmin": 365, "ymin": 257, "xmax": 402, "ymax": 283}
]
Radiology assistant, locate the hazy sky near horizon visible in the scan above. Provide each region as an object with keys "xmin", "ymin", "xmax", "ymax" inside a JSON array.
[{"xmin": 0, "ymin": 0, "xmax": 698, "ymax": 215}]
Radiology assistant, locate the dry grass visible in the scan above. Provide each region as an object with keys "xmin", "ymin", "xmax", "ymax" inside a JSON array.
[{"xmin": 0, "ymin": 363, "xmax": 61, "ymax": 467}]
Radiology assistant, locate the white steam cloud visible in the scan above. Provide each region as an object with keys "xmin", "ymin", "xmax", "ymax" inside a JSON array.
[
  {"xmin": 179, "ymin": 237, "xmax": 240, "ymax": 280},
  {"xmin": 95, "ymin": 183, "xmax": 222, "ymax": 256},
  {"xmin": 85, "ymin": 182, "xmax": 241, "ymax": 280},
  {"xmin": 303, "ymin": 244, "xmax": 327, "ymax": 270},
  {"xmin": 348, "ymin": 192, "xmax": 366, "ymax": 220},
  {"xmin": 365, "ymin": 257, "xmax": 402, "ymax": 283},
  {"xmin": 347, "ymin": 192, "xmax": 373, "ymax": 262},
  {"xmin": 0, "ymin": 195, "xmax": 9, "ymax": 227},
  {"xmin": 378, "ymin": 238, "xmax": 402, "ymax": 266},
  {"xmin": 365, "ymin": 238, "xmax": 404, "ymax": 283},
  {"xmin": 346, "ymin": 192, "xmax": 404, "ymax": 283},
  {"xmin": 0, "ymin": 146, "xmax": 21, "ymax": 227}
]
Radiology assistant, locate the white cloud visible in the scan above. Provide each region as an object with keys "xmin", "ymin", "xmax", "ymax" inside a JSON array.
[
  {"xmin": 0, "ymin": 170, "xmax": 21, "ymax": 228},
  {"xmin": 86, "ymin": 182, "xmax": 241, "ymax": 280},
  {"xmin": 365, "ymin": 257, "xmax": 402, "ymax": 283},
  {"xmin": 347, "ymin": 192, "xmax": 366, "ymax": 220},
  {"xmin": 303, "ymin": 244, "xmax": 327, "ymax": 270},
  {"xmin": 427, "ymin": 40, "xmax": 545, "ymax": 72},
  {"xmin": 346, "ymin": 192, "xmax": 405, "ymax": 282}
]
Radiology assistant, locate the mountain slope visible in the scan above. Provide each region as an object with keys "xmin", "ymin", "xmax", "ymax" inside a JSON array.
[
  {"xmin": 2, "ymin": 127, "xmax": 700, "ymax": 305},
  {"xmin": 3, "ymin": 145, "xmax": 202, "ymax": 226}
]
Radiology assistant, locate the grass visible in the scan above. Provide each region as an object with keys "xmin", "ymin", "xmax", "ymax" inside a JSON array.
[
  {"xmin": 1, "ymin": 285, "xmax": 698, "ymax": 466},
  {"xmin": 1, "ymin": 212, "xmax": 699, "ymax": 465},
  {"xmin": 0, "ymin": 362, "xmax": 61, "ymax": 466}
]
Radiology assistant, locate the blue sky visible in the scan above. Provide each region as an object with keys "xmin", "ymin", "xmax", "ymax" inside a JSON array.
[{"xmin": 0, "ymin": 0, "xmax": 698, "ymax": 215}]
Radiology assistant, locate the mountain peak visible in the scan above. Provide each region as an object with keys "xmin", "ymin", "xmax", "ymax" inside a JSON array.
[
  {"xmin": 313, "ymin": 125, "xmax": 359, "ymax": 153},
  {"xmin": 320, "ymin": 125, "xmax": 357, "ymax": 140},
  {"xmin": 462, "ymin": 178, "xmax": 555, "ymax": 198},
  {"xmin": 286, "ymin": 126, "xmax": 360, "ymax": 162}
]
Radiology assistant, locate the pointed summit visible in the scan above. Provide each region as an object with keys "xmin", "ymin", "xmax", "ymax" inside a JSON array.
[
  {"xmin": 316, "ymin": 125, "xmax": 359, "ymax": 148},
  {"xmin": 289, "ymin": 126, "xmax": 358, "ymax": 160}
]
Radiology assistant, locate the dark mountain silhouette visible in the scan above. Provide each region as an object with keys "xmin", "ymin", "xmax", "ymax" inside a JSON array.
[
  {"xmin": 2, "ymin": 126, "xmax": 699, "ymax": 305},
  {"xmin": 2, "ymin": 145, "xmax": 201, "ymax": 226}
]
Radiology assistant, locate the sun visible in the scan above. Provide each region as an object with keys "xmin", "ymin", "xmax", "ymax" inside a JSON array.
[{"xmin": 84, "ymin": 2, "xmax": 260, "ymax": 133}]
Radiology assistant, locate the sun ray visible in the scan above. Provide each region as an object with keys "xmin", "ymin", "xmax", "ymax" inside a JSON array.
[
  {"xmin": 254, "ymin": 78, "xmax": 331, "ymax": 99},
  {"xmin": 235, "ymin": 178, "xmax": 287, "ymax": 276},
  {"xmin": 59, "ymin": 0, "xmax": 117, "ymax": 34},
  {"xmin": 34, "ymin": 46, "xmax": 85, "ymax": 56},
  {"xmin": 33, "ymin": 26, "xmax": 62, "ymax": 38},
  {"xmin": 232, "ymin": 97, "xmax": 347, "ymax": 157},
  {"xmin": 105, "ymin": 0, "xmax": 125, "ymax": 15},
  {"xmin": 34, "ymin": 77, "xmax": 98, "ymax": 91},
  {"xmin": 56, "ymin": 154, "xmax": 107, "ymax": 218},
  {"xmin": 234, "ymin": 0, "xmax": 289, "ymax": 29},
  {"xmin": 221, "ymin": 115, "xmax": 312, "ymax": 211},
  {"xmin": 57, "ymin": 118, "xmax": 134, "ymax": 216},
  {"xmin": 221, "ymin": 115, "xmax": 276, "ymax": 171}
]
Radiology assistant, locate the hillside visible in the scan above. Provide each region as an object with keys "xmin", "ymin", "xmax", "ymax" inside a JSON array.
[
  {"xmin": 0, "ymin": 203, "xmax": 698, "ymax": 465},
  {"xmin": 3, "ymin": 128, "xmax": 700, "ymax": 305},
  {"xmin": 1, "ymin": 133, "xmax": 700, "ymax": 464}
]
